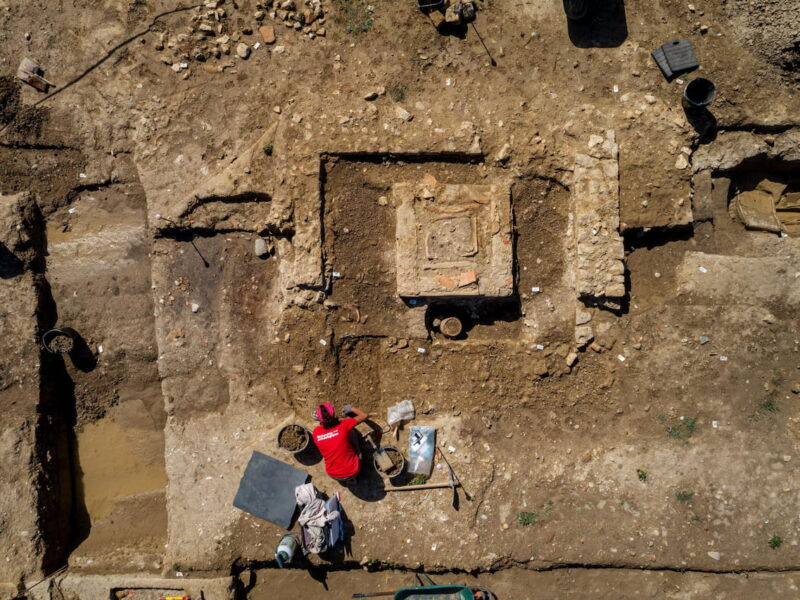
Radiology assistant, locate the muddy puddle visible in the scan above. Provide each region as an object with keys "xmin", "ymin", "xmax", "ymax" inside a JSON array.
[{"xmin": 76, "ymin": 411, "xmax": 167, "ymax": 521}]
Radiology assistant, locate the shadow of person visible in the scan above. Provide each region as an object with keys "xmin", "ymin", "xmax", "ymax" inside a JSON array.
[
  {"xmin": 343, "ymin": 451, "xmax": 387, "ymax": 502},
  {"xmin": 567, "ymin": 0, "xmax": 628, "ymax": 48},
  {"xmin": 683, "ymin": 105, "xmax": 718, "ymax": 144},
  {"xmin": 293, "ymin": 441, "xmax": 323, "ymax": 467}
]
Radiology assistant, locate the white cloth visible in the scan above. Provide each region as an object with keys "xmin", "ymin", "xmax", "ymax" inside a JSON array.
[
  {"xmin": 295, "ymin": 483, "xmax": 332, "ymax": 528},
  {"xmin": 295, "ymin": 484, "xmax": 342, "ymax": 554}
]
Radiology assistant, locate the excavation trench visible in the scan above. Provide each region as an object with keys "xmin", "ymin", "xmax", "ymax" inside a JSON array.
[{"xmin": 235, "ymin": 563, "xmax": 800, "ymax": 599}]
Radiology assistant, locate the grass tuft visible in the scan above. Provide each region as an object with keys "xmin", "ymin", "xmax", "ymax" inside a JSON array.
[
  {"xmin": 758, "ymin": 398, "xmax": 780, "ymax": 414},
  {"xmin": 332, "ymin": 0, "xmax": 375, "ymax": 34},
  {"xmin": 388, "ymin": 84, "xmax": 406, "ymax": 103}
]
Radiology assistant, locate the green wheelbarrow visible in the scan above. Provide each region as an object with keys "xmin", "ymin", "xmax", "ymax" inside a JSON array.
[{"xmin": 353, "ymin": 574, "xmax": 496, "ymax": 600}]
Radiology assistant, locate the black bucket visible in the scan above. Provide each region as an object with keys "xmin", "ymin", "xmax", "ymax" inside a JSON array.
[
  {"xmin": 684, "ymin": 78, "xmax": 716, "ymax": 108},
  {"xmin": 41, "ymin": 328, "xmax": 76, "ymax": 354}
]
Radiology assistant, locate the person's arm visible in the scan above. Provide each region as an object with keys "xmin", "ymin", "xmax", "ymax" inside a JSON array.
[{"xmin": 344, "ymin": 405, "xmax": 369, "ymax": 424}]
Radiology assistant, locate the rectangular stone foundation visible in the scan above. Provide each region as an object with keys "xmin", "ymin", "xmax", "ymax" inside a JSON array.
[
  {"xmin": 394, "ymin": 178, "xmax": 513, "ymax": 297},
  {"xmin": 572, "ymin": 131, "xmax": 626, "ymax": 301}
]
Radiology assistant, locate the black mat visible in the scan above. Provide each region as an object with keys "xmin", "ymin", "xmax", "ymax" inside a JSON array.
[
  {"xmin": 652, "ymin": 40, "xmax": 698, "ymax": 80},
  {"xmin": 233, "ymin": 451, "xmax": 309, "ymax": 529}
]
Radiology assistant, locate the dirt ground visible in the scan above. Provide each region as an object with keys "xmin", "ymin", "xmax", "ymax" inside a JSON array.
[{"xmin": 1, "ymin": 0, "xmax": 799, "ymax": 597}]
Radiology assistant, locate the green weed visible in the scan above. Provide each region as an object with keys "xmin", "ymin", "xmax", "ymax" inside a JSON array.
[
  {"xmin": 388, "ymin": 84, "xmax": 406, "ymax": 103},
  {"xmin": 517, "ymin": 501, "xmax": 553, "ymax": 526},
  {"xmin": 769, "ymin": 535, "xmax": 783, "ymax": 549},
  {"xmin": 407, "ymin": 475, "xmax": 428, "ymax": 486},
  {"xmin": 758, "ymin": 398, "xmax": 780, "ymax": 414},
  {"xmin": 664, "ymin": 416, "xmax": 698, "ymax": 440},
  {"xmin": 636, "ymin": 469, "xmax": 648, "ymax": 482},
  {"xmin": 675, "ymin": 491, "xmax": 694, "ymax": 502},
  {"xmin": 262, "ymin": 143, "xmax": 273, "ymax": 156},
  {"xmin": 332, "ymin": 0, "xmax": 375, "ymax": 34}
]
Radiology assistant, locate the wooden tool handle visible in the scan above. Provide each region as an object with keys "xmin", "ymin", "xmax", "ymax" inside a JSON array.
[{"xmin": 386, "ymin": 482, "xmax": 460, "ymax": 491}]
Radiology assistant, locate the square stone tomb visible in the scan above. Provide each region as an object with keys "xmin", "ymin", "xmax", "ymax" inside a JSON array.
[{"xmin": 394, "ymin": 179, "xmax": 513, "ymax": 297}]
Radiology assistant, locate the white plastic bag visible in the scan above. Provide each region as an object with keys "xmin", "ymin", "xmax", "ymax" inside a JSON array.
[
  {"xmin": 387, "ymin": 399, "xmax": 415, "ymax": 426},
  {"xmin": 407, "ymin": 426, "xmax": 436, "ymax": 476}
]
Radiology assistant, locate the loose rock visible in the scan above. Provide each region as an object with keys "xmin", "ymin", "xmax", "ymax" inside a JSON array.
[
  {"xmin": 395, "ymin": 106, "xmax": 413, "ymax": 122},
  {"xmin": 236, "ymin": 43, "xmax": 251, "ymax": 59},
  {"xmin": 259, "ymin": 25, "xmax": 276, "ymax": 44},
  {"xmin": 255, "ymin": 237, "xmax": 269, "ymax": 257}
]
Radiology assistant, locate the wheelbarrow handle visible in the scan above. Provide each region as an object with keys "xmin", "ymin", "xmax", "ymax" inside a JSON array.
[{"xmin": 352, "ymin": 592, "xmax": 396, "ymax": 598}]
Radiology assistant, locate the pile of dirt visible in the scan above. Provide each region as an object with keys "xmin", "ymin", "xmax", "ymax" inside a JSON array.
[
  {"xmin": 0, "ymin": 75, "xmax": 49, "ymax": 139},
  {"xmin": 0, "ymin": 76, "xmax": 21, "ymax": 125},
  {"xmin": 726, "ymin": 0, "xmax": 800, "ymax": 81},
  {"xmin": 47, "ymin": 333, "xmax": 74, "ymax": 354},
  {"xmin": 278, "ymin": 424, "xmax": 308, "ymax": 451}
]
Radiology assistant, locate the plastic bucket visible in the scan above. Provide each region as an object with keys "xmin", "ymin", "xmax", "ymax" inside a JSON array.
[
  {"xmin": 42, "ymin": 328, "xmax": 76, "ymax": 354},
  {"xmin": 684, "ymin": 78, "xmax": 716, "ymax": 108},
  {"xmin": 277, "ymin": 424, "xmax": 311, "ymax": 454}
]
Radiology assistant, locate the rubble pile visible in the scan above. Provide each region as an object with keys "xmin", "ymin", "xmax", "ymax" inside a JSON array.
[
  {"xmin": 265, "ymin": 0, "xmax": 326, "ymax": 37},
  {"xmin": 155, "ymin": 0, "xmax": 325, "ymax": 76}
]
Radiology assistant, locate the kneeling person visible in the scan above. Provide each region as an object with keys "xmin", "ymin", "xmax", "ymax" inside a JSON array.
[{"xmin": 312, "ymin": 402, "xmax": 369, "ymax": 483}]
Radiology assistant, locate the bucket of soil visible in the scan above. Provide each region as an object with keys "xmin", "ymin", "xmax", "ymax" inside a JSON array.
[
  {"xmin": 42, "ymin": 328, "xmax": 76, "ymax": 354},
  {"xmin": 277, "ymin": 424, "xmax": 311, "ymax": 454},
  {"xmin": 374, "ymin": 446, "xmax": 405, "ymax": 479},
  {"xmin": 439, "ymin": 316, "xmax": 463, "ymax": 339}
]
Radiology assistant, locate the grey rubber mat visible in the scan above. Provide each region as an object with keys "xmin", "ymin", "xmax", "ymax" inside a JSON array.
[{"xmin": 233, "ymin": 451, "xmax": 309, "ymax": 529}]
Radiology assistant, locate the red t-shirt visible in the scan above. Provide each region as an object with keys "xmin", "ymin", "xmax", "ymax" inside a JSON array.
[{"xmin": 313, "ymin": 418, "xmax": 360, "ymax": 479}]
